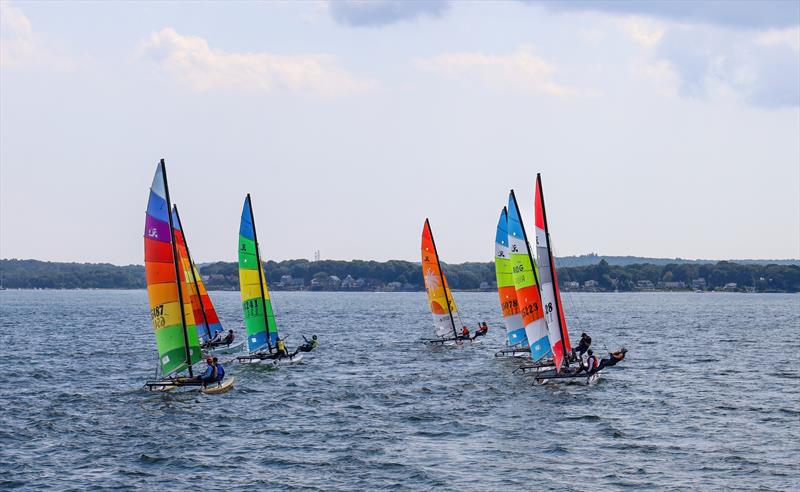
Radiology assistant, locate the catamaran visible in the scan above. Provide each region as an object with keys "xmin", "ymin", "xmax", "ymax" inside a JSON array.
[
  {"xmin": 494, "ymin": 207, "xmax": 531, "ymax": 358},
  {"xmin": 420, "ymin": 219, "xmax": 477, "ymax": 345},
  {"xmin": 143, "ymin": 160, "xmax": 234, "ymax": 393},
  {"xmin": 235, "ymin": 194, "xmax": 303, "ymax": 365},
  {"xmin": 172, "ymin": 205, "xmax": 243, "ymax": 355}
]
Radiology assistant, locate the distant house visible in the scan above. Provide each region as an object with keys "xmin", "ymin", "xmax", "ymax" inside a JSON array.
[
  {"xmin": 563, "ymin": 281, "xmax": 579, "ymax": 290},
  {"xmin": 723, "ymin": 282, "xmax": 738, "ymax": 291},
  {"xmin": 691, "ymin": 278, "xmax": 707, "ymax": 289},
  {"xmin": 636, "ymin": 280, "xmax": 654, "ymax": 290},
  {"xmin": 329, "ymin": 275, "xmax": 341, "ymax": 288},
  {"xmin": 658, "ymin": 281, "xmax": 686, "ymax": 289},
  {"xmin": 341, "ymin": 275, "xmax": 357, "ymax": 289},
  {"xmin": 386, "ymin": 281, "xmax": 402, "ymax": 291},
  {"xmin": 583, "ymin": 280, "xmax": 598, "ymax": 288}
]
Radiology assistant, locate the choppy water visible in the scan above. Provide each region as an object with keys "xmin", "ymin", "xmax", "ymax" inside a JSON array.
[{"xmin": 0, "ymin": 290, "xmax": 798, "ymax": 490}]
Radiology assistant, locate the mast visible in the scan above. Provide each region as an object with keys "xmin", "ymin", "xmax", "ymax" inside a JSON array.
[
  {"xmin": 247, "ymin": 194, "xmax": 274, "ymax": 352},
  {"xmin": 173, "ymin": 205, "xmax": 212, "ymax": 340},
  {"xmin": 426, "ymin": 218, "xmax": 458, "ymax": 340},
  {"xmin": 537, "ymin": 174, "xmax": 570, "ymax": 368},
  {"xmin": 510, "ymin": 189, "xmax": 549, "ymax": 360},
  {"xmin": 161, "ymin": 159, "xmax": 193, "ymax": 377}
]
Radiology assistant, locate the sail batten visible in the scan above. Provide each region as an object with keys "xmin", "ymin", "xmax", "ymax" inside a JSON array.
[
  {"xmin": 507, "ymin": 191, "xmax": 551, "ymax": 361},
  {"xmin": 143, "ymin": 161, "xmax": 201, "ymax": 376},
  {"xmin": 421, "ymin": 219, "xmax": 462, "ymax": 339},
  {"xmin": 534, "ymin": 175, "xmax": 571, "ymax": 369},
  {"xmin": 495, "ymin": 207, "xmax": 528, "ymax": 347},
  {"xmin": 239, "ymin": 194, "xmax": 277, "ymax": 352}
]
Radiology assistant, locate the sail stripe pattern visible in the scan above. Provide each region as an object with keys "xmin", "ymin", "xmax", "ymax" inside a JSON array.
[
  {"xmin": 495, "ymin": 207, "xmax": 528, "ymax": 347},
  {"xmin": 421, "ymin": 220, "xmax": 463, "ymax": 338},
  {"xmin": 507, "ymin": 191, "xmax": 551, "ymax": 361},
  {"xmin": 239, "ymin": 195, "xmax": 277, "ymax": 352},
  {"xmin": 534, "ymin": 176, "xmax": 571, "ymax": 368},
  {"xmin": 171, "ymin": 207, "xmax": 225, "ymax": 342},
  {"xmin": 143, "ymin": 163, "xmax": 201, "ymax": 376}
]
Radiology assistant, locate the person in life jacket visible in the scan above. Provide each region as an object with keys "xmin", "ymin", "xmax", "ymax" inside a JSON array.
[
  {"xmin": 571, "ymin": 333, "xmax": 592, "ymax": 361},
  {"xmin": 594, "ymin": 347, "xmax": 627, "ymax": 373},
  {"xmin": 573, "ymin": 349, "xmax": 598, "ymax": 375},
  {"xmin": 212, "ymin": 356, "xmax": 225, "ymax": 383},
  {"xmin": 472, "ymin": 322, "xmax": 489, "ymax": 340},
  {"xmin": 221, "ymin": 329, "xmax": 235, "ymax": 345},
  {"xmin": 209, "ymin": 330, "xmax": 223, "ymax": 344},
  {"xmin": 459, "ymin": 326, "xmax": 470, "ymax": 339},
  {"xmin": 275, "ymin": 337, "xmax": 289, "ymax": 358},
  {"xmin": 292, "ymin": 335, "xmax": 319, "ymax": 356},
  {"xmin": 196, "ymin": 357, "xmax": 217, "ymax": 386}
]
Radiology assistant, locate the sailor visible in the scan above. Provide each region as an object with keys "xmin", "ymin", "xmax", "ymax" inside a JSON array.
[
  {"xmin": 573, "ymin": 349, "xmax": 598, "ymax": 375},
  {"xmin": 221, "ymin": 329, "xmax": 235, "ymax": 345},
  {"xmin": 209, "ymin": 330, "xmax": 223, "ymax": 344},
  {"xmin": 276, "ymin": 337, "xmax": 289, "ymax": 358},
  {"xmin": 591, "ymin": 347, "xmax": 627, "ymax": 374},
  {"xmin": 472, "ymin": 322, "xmax": 489, "ymax": 340},
  {"xmin": 571, "ymin": 333, "xmax": 592, "ymax": 360},
  {"xmin": 459, "ymin": 326, "xmax": 470, "ymax": 340},
  {"xmin": 212, "ymin": 356, "xmax": 225, "ymax": 383},
  {"xmin": 196, "ymin": 357, "xmax": 217, "ymax": 386},
  {"xmin": 292, "ymin": 335, "xmax": 319, "ymax": 356}
]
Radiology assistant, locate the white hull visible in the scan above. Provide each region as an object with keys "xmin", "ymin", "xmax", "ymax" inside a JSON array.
[
  {"xmin": 535, "ymin": 372, "xmax": 600, "ymax": 385},
  {"xmin": 238, "ymin": 352, "xmax": 304, "ymax": 365},
  {"xmin": 202, "ymin": 340, "xmax": 244, "ymax": 355}
]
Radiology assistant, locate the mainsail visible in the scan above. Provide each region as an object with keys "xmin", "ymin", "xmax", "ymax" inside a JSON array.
[
  {"xmin": 171, "ymin": 205, "xmax": 225, "ymax": 342},
  {"xmin": 507, "ymin": 190, "xmax": 551, "ymax": 361},
  {"xmin": 238, "ymin": 194, "xmax": 278, "ymax": 352},
  {"xmin": 534, "ymin": 174, "xmax": 572, "ymax": 369},
  {"xmin": 144, "ymin": 160, "xmax": 201, "ymax": 376},
  {"xmin": 495, "ymin": 207, "xmax": 528, "ymax": 347},
  {"xmin": 421, "ymin": 219, "xmax": 463, "ymax": 339}
]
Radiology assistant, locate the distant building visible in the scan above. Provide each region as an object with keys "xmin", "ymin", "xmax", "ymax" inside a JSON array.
[
  {"xmin": 723, "ymin": 282, "xmax": 738, "ymax": 291},
  {"xmin": 563, "ymin": 281, "xmax": 580, "ymax": 290},
  {"xmin": 691, "ymin": 278, "xmax": 707, "ymax": 289},
  {"xmin": 658, "ymin": 281, "xmax": 686, "ymax": 289},
  {"xmin": 637, "ymin": 280, "xmax": 654, "ymax": 290},
  {"xmin": 584, "ymin": 280, "xmax": 598, "ymax": 288},
  {"xmin": 386, "ymin": 281, "xmax": 402, "ymax": 291},
  {"xmin": 329, "ymin": 275, "xmax": 341, "ymax": 288},
  {"xmin": 341, "ymin": 275, "xmax": 357, "ymax": 289}
]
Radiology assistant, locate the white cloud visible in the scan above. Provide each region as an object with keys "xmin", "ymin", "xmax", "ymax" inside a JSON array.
[
  {"xmin": 414, "ymin": 45, "xmax": 584, "ymax": 97},
  {"xmin": 756, "ymin": 27, "xmax": 800, "ymax": 51},
  {"xmin": 139, "ymin": 28, "xmax": 372, "ymax": 96},
  {"xmin": 0, "ymin": 1, "xmax": 73, "ymax": 70},
  {"xmin": 618, "ymin": 16, "xmax": 665, "ymax": 48}
]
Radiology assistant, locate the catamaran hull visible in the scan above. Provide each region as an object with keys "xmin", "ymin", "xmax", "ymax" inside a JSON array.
[
  {"xmin": 495, "ymin": 348, "xmax": 531, "ymax": 358},
  {"xmin": 237, "ymin": 353, "xmax": 304, "ymax": 365},
  {"xmin": 534, "ymin": 372, "xmax": 600, "ymax": 385},
  {"xmin": 146, "ymin": 376, "xmax": 236, "ymax": 393},
  {"xmin": 202, "ymin": 340, "xmax": 244, "ymax": 355},
  {"xmin": 424, "ymin": 338, "xmax": 483, "ymax": 346}
]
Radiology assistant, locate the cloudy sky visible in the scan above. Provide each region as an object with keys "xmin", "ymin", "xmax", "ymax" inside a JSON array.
[{"xmin": 1, "ymin": 0, "xmax": 798, "ymax": 265}]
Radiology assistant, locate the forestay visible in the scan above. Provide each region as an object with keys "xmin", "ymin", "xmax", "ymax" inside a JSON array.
[
  {"xmin": 171, "ymin": 205, "xmax": 224, "ymax": 343},
  {"xmin": 144, "ymin": 161, "xmax": 201, "ymax": 376},
  {"xmin": 495, "ymin": 207, "xmax": 528, "ymax": 347},
  {"xmin": 507, "ymin": 191, "xmax": 551, "ymax": 361},
  {"xmin": 238, "ymin": 194, "xmax": 278, "ymax": 352},
  {"xmin": 421, "ymin": 219, "xmax": 462, "ymax": 339},
  {"xmin": 534, "ymin": 174, "xmax": 572, "ymax": 369}
]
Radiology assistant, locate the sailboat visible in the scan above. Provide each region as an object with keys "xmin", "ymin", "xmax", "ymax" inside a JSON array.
[
  {"xmin": 143, "ymin": 160, "xmax": 234, "ymax": 393},
  {"xmin": 421, "ymin": 219, "xmax": 475, "ymax": 345},
  {"xmin": 235, "ymin": 194, "xmax": 303, "ymax": 365},
  {"xmin": 528, "ymin": 174, "xmax": 598, "ymax": 384},
  {"xmin": 493, "ymin": 207, "xmax": 531, "ymax": 358},
  {"xmin": 171, "ymin": 205, "xmax": 243, "ymax": 355}
]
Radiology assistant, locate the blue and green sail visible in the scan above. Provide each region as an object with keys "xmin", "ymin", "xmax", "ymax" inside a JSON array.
[{"xmin": 238, "ymin": 194, "xmax": 278, "ymax": 352}]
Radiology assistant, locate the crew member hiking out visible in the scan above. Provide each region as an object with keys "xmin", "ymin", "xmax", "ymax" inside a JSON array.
[
  {"xmin": 472, "ymin": 322, "xmax": 489, "ymax": 340},
  {"xmin": 292, "ymin": 335, "xmax": 319, "ymax": 356},
  {"xmin": 459, "ymin": 326, "xmax": 470, "ymax": 340},
  {"xmin": 591, "ymin": 348, "xmax": 627, "ymax": 374}
]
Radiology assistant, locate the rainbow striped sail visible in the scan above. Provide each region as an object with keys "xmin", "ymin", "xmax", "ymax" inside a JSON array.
[
  {"xmin": 171, "ymin": 205, "xmax": 224, "ymax": 342},
  {"xmin": 421, "ymin": 219, "xmax": 462, "ymax": 339},
  {"xmin": 495, "ymin": 207, "xmax": 527, "ymax": 347},
  {"xmin": 238, "ymin": 194, "xmax": 277, "ymax": 352},
  {"xmin": 144, "ymin": 161, "xmax": 201, "ymax": 376},
  {"xmin": 534, "ymin": 174, "xmax": 572, "ymax": 369},
  {"xmin": 507, "ymin": 190, "xmax": 551, "ymax": 361}
]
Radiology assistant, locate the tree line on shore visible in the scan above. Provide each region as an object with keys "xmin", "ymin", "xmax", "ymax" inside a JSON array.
[{"xmin": 1, "ymin": 258, "xmax": 798, "ymax": 292}]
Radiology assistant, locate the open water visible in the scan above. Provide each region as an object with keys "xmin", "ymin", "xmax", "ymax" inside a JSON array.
[{"xmin": 0, "ymin": 290, "xmax": 798, "ymax": 490}]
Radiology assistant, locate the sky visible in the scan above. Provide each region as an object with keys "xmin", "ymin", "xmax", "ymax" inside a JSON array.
[{"xmin": 1, "ymin": 0, "xmax": 798, "ymax": 265}]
